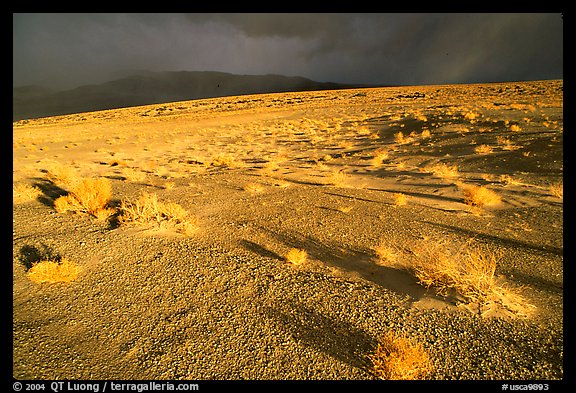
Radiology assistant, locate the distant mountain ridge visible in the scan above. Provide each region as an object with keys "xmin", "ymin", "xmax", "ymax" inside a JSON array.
[{"xmin": 13, "ymin": 71, "xmax": 368, "ymax": 121}]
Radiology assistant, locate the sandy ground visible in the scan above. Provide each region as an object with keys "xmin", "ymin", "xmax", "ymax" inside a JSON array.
[{"xmin": 13, "ymin": 80, "xmax": 563, "ymax": 380}]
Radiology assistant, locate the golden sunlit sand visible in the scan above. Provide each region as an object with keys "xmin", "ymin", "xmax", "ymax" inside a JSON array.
[{"xmin": 13, "ymin": 80, "xmax": 563, "ymax": 379}]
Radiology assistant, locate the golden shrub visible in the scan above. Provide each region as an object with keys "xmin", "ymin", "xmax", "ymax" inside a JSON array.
[
  {"xmin": 369, "ymin": 332, "xmax": 433, "ymax": 380},
  {"xmin": 119, "ymin": 192, "xmax": 197, "ymax": 235},
  {"xmin": 460, "ymin": 184, "xmax": 501, "ymax": 208},
  {"xmin": 54, "ymin": 177, "xmax": 113, "ymax": 219},
  {"xmin": 285, "ymin": 248, "xmax": 308, "ymax": 266},
  {"xmin": 27, "ymin": 258, "xmax": 81, "ymax": 284}
]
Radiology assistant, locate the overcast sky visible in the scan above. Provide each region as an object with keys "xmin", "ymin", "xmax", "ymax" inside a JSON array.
[{"xmin": 13, "ymin": 13, "xmax": 563, "ymax": 89}]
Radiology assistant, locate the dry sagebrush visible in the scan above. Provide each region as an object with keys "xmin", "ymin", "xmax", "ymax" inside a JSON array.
[
  {"xmin": 375, "ymin": 237, "xmax": 532, "ymax": 317},
  {"xmin": 285, "ymin": 248, "xmax": 308, "ymax": 266},
  {"xmin": 393, "ymin": 193, "xmax": 407, "ymax": 207},
  {"xmin": 369, "ymin": 332, "xmax": 433, "ymax": 380},
  {"xmin": 45, "ymin": 162, "xmax": 79, "ymax": 188},
  {"xmin": 458, "ymin": 183, "xmax": 502, "ymax": 208},
  {"xmin": 54, "ymin": 177, "xmax": 115, "ymax": 220},
  {"xmin": 27, "ymin": 258, "xmax": 81, "ymax": 284},
  {"xmin": 424, "ymin": 163, "xmax": 459, "ymax": 179},
  {"xmin": 119, "ymin": 192, "xmax": 197, "ymax": 235}
]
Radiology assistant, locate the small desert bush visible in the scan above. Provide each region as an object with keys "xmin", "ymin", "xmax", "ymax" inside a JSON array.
[
  {"xmin": 459, "ymin": 183, "xmax": 501, "ymax": 208},
  {"xmin": 285, "ymin": 248, "xmax": 308, "ymax": 266},
  {"xmin": 409, "ymin": 242, "xmax": 499, "ymax": 302},
  {"xmin": 27, "ymin": 258, "xmax": 81, "ymax": 284},
  {"xmin": 464, "ymin": 111, "xmax": 479, "ymax": 122},
  {"xmin": 496, "ymin": 136, "xmax": 520, "ymax": 151},
  {"xmin": 54, "ymin": 177, "xmax": 114, "ymax": 220},
  {"xmin": 393, "ymin": 193, "xmax": 407, "ymax": 206},
  {"xmin": 13, "ymin": 183, "xmax": 42, "ymax": 203},
  {"xmin": 45, "ymin": 163, "xmax": 79, "ymax": 187},
  {"xmin": 324, "ymin": 169, "xmax": 350, "ymax": 187},
  {"xmin": 122, "ymin": 167, "xmax": 147, "ymax": 182},
  {"xmin": 370, "ymin": 149, "xmax": 390, "ymax": 168},
  {"xmin": 374, "ymin": 243, "xmax": 399, "ymax": 266},
  {"xmin": 243, "ymin": 183, "xmax": 265, "ymax": 194},
  {"xmin": 210, "ymin": 154, "xmax": 243, "ymax": 168},
  {"xmin": 261, "ymin": 161, "xmax": 280, "ymax": 175},
  {"xmin": 549, "ymin": 183, "xmax": 563, "ymax": 199},
  {"xmin": 336, "ymin": 205, "xmax": 353, "ymax": 213},
  {"xmin": 119, "ymin": 192, "xmax": 197, "ymax": 235},
  {"xmin": 474, "ymin": 144, "xmax": 493, "ymax": 154},
  {"xmin": 163, "ymin": 181, "xmax": 176, "ymax": 190},
  {"xmin": 369, "ymin": 332, "xmax": 433, "ymax": 380},
  {"xmin": 394, "ymin": 131, "xmax": 414, "ymax": 144},
  {"xmin": 498, "ymin": 175, "xmax": 523, "ymax": 186},
  {"xmin": 414, "ymin": 113, "xmax": 428, "ymax": 122},
  {"xmin": 425, "ymin": 163, "xmax": 459, "ymax": 179},
  {"xmin": 374, "ymin": 238, "xmax": 530, "ymax": 314}
]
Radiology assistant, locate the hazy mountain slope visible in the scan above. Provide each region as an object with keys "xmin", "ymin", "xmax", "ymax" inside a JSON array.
[{"xmin": 13, "ymin": 71, "xmax": 365, "ymax": 120}]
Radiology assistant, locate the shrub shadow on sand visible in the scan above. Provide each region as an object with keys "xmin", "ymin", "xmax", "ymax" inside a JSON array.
[
  {"xmin": 256, "ymin": 226, "xmax": 431, "ymax": 303},
  {"xmin": 239, "ymin": 240, "xmax": 284, "ymax": 261},
  {"xmin": 424, "ymin": 221, "xmax": 563, "ymax": 257},
  {"xmin": 18, "ymin": 243, "xmax": 61, "ymax": 270},
  {"xmin": 30, "ymin": 178, "xmax": 68, "ymax": 207},
  {"xmin": 263, "ymin": 301, "xmax": 375, "ymax": 372}
]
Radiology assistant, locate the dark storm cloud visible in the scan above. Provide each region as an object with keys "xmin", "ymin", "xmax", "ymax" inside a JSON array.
[
  {"xmin": 202, "ymin": 13, "xmax": 563, "ymax": 84},
  {"xmin": 13, "ymin": 13, "xmax": 562, "ymax": 89}
]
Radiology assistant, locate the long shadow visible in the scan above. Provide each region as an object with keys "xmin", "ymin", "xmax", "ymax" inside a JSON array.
[
  {"xmin": 239, "ymin": 240, "xmax": 284, "ymax": 261},
  {"xmin": 262, "ymin": 301, "xmax": 375, "ymax": 372},
  {"xmin": 30, "ymin": 177, "xmax": 68, "ymax": 207},
  {"xmin": 105, "ymin": 198, "xmax": 124, "ymax": 230},
  {"xmin": 391, "ymin": 182, "xmax": 456, "ymax": 189},
  {"xmin": 368, "ymin": 188, "xmax": 464, "ymax": 204},
  {"xmin": 326, "ymin": 184, "xmax": 465, "ymax": 212},
  {"xmin": 18, "ymin": 244, "xmax": 61, "ymax": 270},
  {"xmin": 339, "ymin": 179, "xmax": 464, "ymax": 205},
  {"xmin": 280, "ymin": 178, "xmax": 326, "ymax": 187},
  {"xmin": 103, "ymin": 174, "xmax": 126, "ymax": 181},
  {"xmin": 367, "ymin": 167, "xmax": 431, "ymax": 180},
  {"xmin": 323, "ymin": 191, "xmax": 380, "ymax": 204},
  {"xmin": 506, "ymin": 269, "xmax": 563, "ymax": 294},
  {"xmin": 256, "ymin": 226, "xmax": 430, "ymax": 302},
  {"xmin": 345, "ymin": 164, "xmax": 467, "ymax": 203},
  {"xmin": 422, "ymin": 221, "xmax": 563, "ymax": 257}
]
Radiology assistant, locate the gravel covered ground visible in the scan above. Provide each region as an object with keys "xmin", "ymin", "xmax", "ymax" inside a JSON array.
[{"xmin": 13, "ymin": 80, "xmax": 563, "ymax": 381}]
